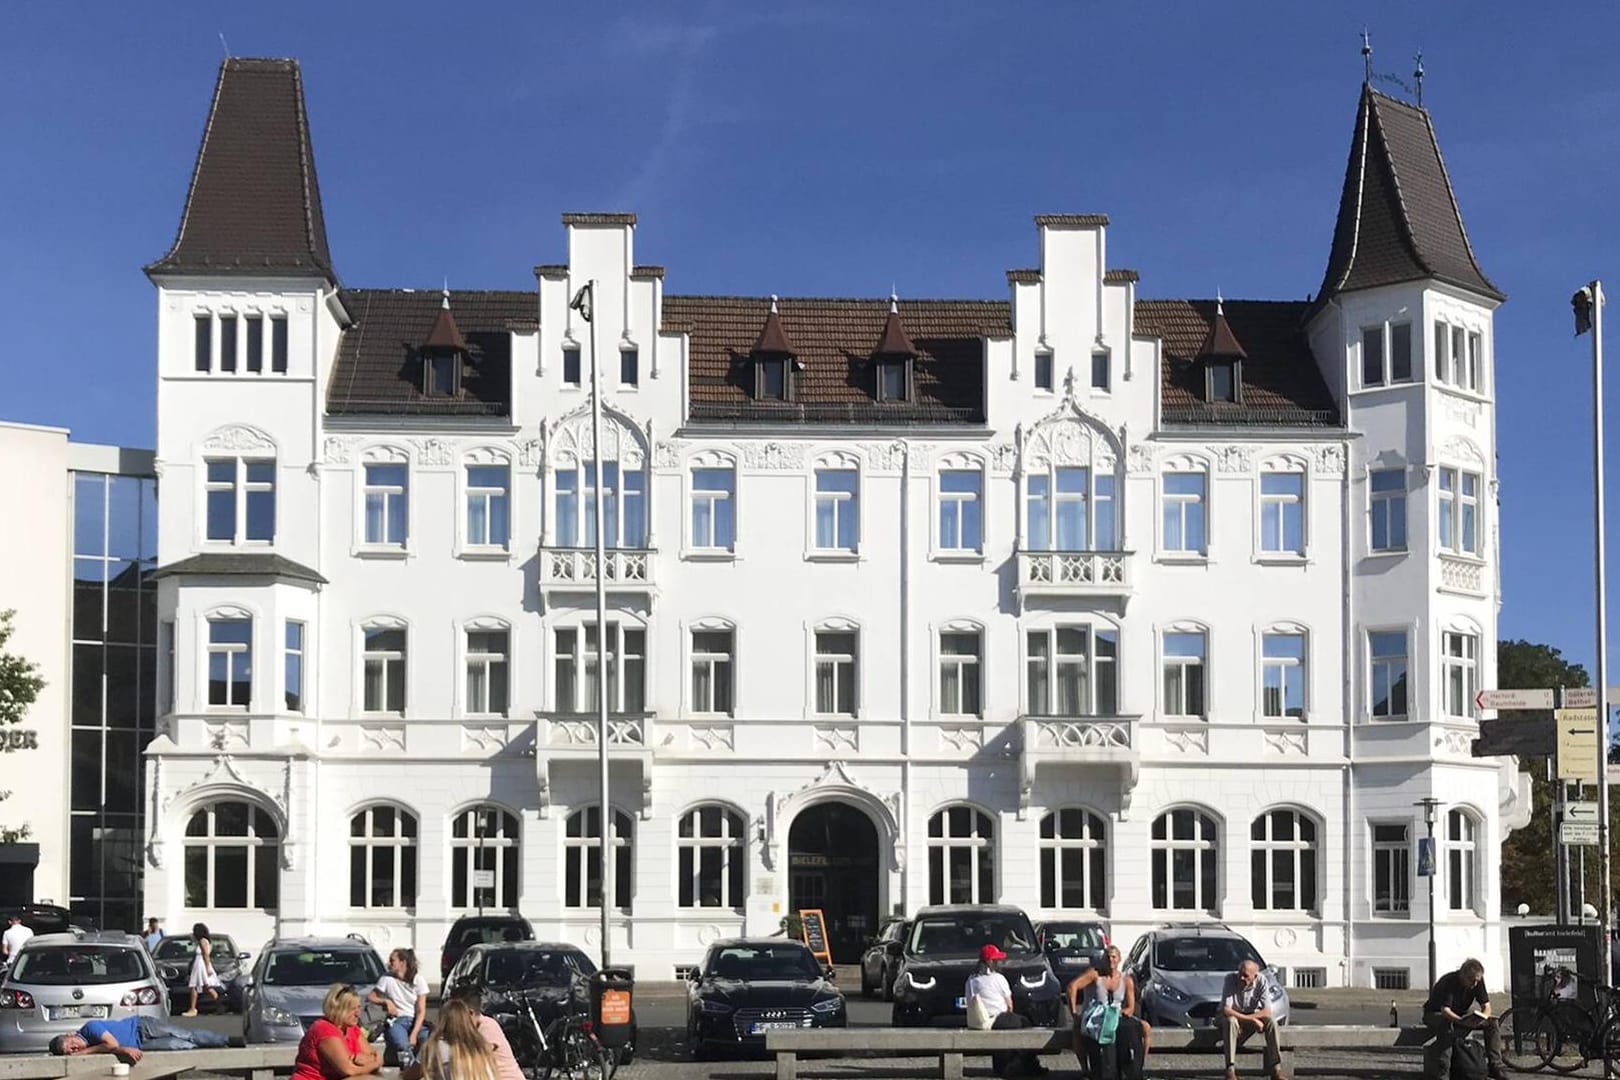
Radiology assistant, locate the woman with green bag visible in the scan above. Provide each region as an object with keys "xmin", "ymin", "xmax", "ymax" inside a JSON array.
[{"xmin": 1066, "ymin": 945, "xmax": 1148, "ymax": 1080}]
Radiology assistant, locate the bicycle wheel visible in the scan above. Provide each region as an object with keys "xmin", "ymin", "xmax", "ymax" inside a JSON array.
[
  {"xmin": 1499, "ymin": 1007, "xmax": 1555, "ymax": 1073},
  {"xmin": 1545, "ymin": 1002, "xmax": 1597, "ymax": 1074},
  {"xmin": 1597, "ymin": 1013, "xmax": 1620, "ymax": 1080}
]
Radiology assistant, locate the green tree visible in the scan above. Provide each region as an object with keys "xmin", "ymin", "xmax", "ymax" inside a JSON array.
[{"xmin": 0, "ymin": 609, "xmax": 45, "ymax": 844}]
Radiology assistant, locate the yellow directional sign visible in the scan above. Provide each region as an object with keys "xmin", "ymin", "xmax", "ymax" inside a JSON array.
[{"xmin": 1557, "ymin": 708, "xmax": 1600, "ymax": 782}]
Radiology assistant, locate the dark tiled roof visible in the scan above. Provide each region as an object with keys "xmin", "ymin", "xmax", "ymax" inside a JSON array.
[
  {"xmin": 1006, "ymin": 269, "xmax": 1042, "ymax": 284},
  {"xmin": 147, "ymin": 59, "xmax": 334, "ymax": 279},
  {"xmin": 665, "ymin": 296, "xmax": 1005, "ymax": 424},
  {"xmin": 1137, "ymin": 299, "xmax": 1340, "ymax": 427},
  {"xmin": 631, "ymin": 265, "xmax": 665, "ymax": 279},
  {"xmin": 1198, "ymin": 304, "xmax": 1247, "ymax": 358},
  {"xmin": 152, "ymin": 552, "xmax": 327, "ymax": 585},
  {"xmin": 561, "ymin": 213, "xmax": 637, "ymax": 226},
  {"xmin": 328, "ymin": 289, "xmax": 531, "ymax": 416},
  {"xmin": 533, "ymin": 264, "xmax": 568, "ymax": 277},
  {"xmin": 1104, "ymin": 269, "xmax": 1140, "ymax": 284},
  {"xmin": 1034, "ymin": 214, "xmax": 1110, "ymax": 227},
  {"xmin": 1316, "ymin": 86, "xmax": 1502, "ymax": 306},
  {"xmin": 752, "ymin": 303, "xmax": 796, "ymax": 355},
  {"xmin": 874, "ymin": 304, "xmax": 918, "ymax": 356}
]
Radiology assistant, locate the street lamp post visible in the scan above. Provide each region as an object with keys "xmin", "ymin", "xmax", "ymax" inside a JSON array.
[{"xmin": 1417, "ymin": 797, "xmax": 1441, "ymax": 992}]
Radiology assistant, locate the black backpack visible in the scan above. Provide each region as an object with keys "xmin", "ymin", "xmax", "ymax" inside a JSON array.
[{"xmin": 1450, "ymin": 1036, "xmax": 1487, "ymax": 1080}]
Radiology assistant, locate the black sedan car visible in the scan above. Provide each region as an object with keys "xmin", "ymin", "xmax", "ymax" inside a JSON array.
[
  {"xmin": 151, "ymin": 934, "xmax": 249, "ymax": 1013},
  {"xmin": 445, "ymin": 941, "xmax": 635, "ymax": 1064},
  {"xmin": 686, "ymin": 938, "xmax": 846, "ymax": 1058},
  {"xmin": 859, "ymin": 918, "xmax": 910, "ymax": 1000},
  {"xmin": 1034, "ymin": 919, "xmax": 1110, "ymax": 987},
  {"xmin": 890, "ymin": 905, "xmax": 1062, "ymax": 1027}
]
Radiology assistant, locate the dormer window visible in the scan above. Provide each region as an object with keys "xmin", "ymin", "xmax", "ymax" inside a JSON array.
[
  {"xmin": 1197, "ymin": 299, "xmax": 1246, "ymax": 405},
  {"xmin": 871, "ymin": 294, "xmax": 917, "ymax": 403},
  {"xmin": 424, "ymin": 351, "xmax": 459, "ymax": 396},
  {"xmin": 750, "ymin": 295, "xmax": 797, "ymax": 402},
  {"xmin": 877, "ymin": 358, "xmax": 910, "ymax": 402},
  {"xmin": 757, "ymin": 358, "xmax": 788, "ymax": 400},
  {"xmin": 1208, "ymin": 360, "xmax": 1238, "ymax": 403}
]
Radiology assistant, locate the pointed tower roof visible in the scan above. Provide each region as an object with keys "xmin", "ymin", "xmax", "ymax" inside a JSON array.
[
  {"xmin": 873, "ymin": 293, "xmax": 917, "ymax": 356},
  {"xmin": 423, "ymin": 289, "xmax": 467, "ymax": 350},
  {"xmin": 147, "ymin": 58, "xmax": 336, "ymax": 280},
  {"xmin": 1198, "ymin": 296, "xmax": 1248, "ymax": 358},
  {"xmin": 752, "ymin": 295, "xmax": 796, "ymax": 355},
  {"xmin": 1315, "ymin": 85, "xmax": 1501, "ymax": 309}
]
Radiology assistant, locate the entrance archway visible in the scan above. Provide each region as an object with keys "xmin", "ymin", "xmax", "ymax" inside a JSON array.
[{"xmin": 787, "ymin": 801, "xmax": 880, "ymax": 964}]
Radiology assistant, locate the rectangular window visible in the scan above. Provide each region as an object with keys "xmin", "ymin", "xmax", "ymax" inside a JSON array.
[
  {"xmin": 465, "ymin": 465, "xmax": 510, "ymax": 548},
  {"xmin": 1466, "ymin": 331, "xmax": 1481, "ymax": 391},
  {"xmin": 556, "ymin": 624, "xmax": 645, "ymax": 713},
  {"xmin": 1361, "ymin": 327, "xmax": 1384, "ymax": 387},
  {"xmin": 1162, "ymin": 631, "xmax": 1207, "ymax": 718},
  {"xmin": 1262, "ymin": 632, "xmax": 1306, "ymax": 719},
  {"xmin": 1369, "ymin": 630, "xmax": 1409, "ymax": 719},
  {"xmin": 270, "ymin": 316, "xmax": 288, "ymax": 373},
  {"xmin": 245, "ymin": 316, "xmax": 263, "ymax": 373},
  {"xmin": 563, "ymin": 346, "xmax": 581, "ymax": 386},
  {"xmin": 363, "ymin": 628, "xmax": 407, "ymax": 714},
  {"xmin": 1434, "ymin": 323, "xmax": 1448, "ymax": 381},
  {"xmin": 363, "ymin": 464, "xmax": 409, "ymax": 546},
  {"xmin": 1091, "ymin": 349, "xmax": 1110, "ymax": 391},
  {"xmin": 938, "ymin": 631, "xmax": 982, "ymax": 717},
  {"xmin": 555, "ymin": 470, "xmax": 578, "ymax": 546},
  {"xmin": 466, "ymin": 630, "xmax": 510, "ymax": 716},
  {"xmin": 691, "ymin": 630, "xmax": 733, "ymax": 715},
  {"xmin": 1035, "ymin": 351, "xmax": 1054, "ymax": 391},
  {"xmin": 244, "ymin": 462, "xmax": 275, "ymax": 541},
  {"xmin": 621, "ymin": 348, "xmax": 639, "ymax": 387},
  {"xmin": 1210, "ymin": 361, "xmax": 1237, "ymax": 403},
  {"xmin": 1369, "ymin": 469, "xmax": 1407, "ymax": 552},
  {"xmin": 564, "ymin": 463, "xmax": 647, "ymax": 549},
  {"xmin": 194, "ymin": 315, "xmax": 212, "ymax": 373},
  {"xmin": 1372, "ymin": 823, "xmax": 1411, "ymax": 916},
  {"xmin": 1363, "ymin": 323, "xmax": 1412, "ymax": 386},
  {"xmin": 219, "ymin": 316, "xmax": 238, "ymax": 373},
  {"xmin": 1027, "ymin": 627, "xmax": 1117, "ymax": 716},
  {"xmin": 284, "ymin": 621, "xmax": 304, "ymax": 713},
  {"xmin": 205, "ymin": 460, "xmax": 237, "ymax": 541},
  {"xmin": 814, "ymin": 631, "xmax": 858, "ymax": 716},
  {"xmin": 878, "ymin": 361, "xmax": 908, "ymax": 401},
  {"xmin": 1260, "ymin": 471, "xmax": 1305, "ymax": 554},
  {"xmin": 160, "ymin": 620, "xmax": 175, "ymax": 714},
  {"xmin": 1391, "ymin": 322, "xmax": 1412, "ymax": 382},
  {"xmin": 813, "ymin": 469, "xmax": 859, "ymax": 552},
  {"xmin": 206, "ymin": 459, "xmax": 275, "ymax": 543},
  {"xmin": 938, "ymin": 470, "xmax": 982, "ymax": 552},
  {"xmin": 426, "ymin": 354, "xmax": 457, "ymax": 396},
  {"xmin": 1161, "ymin": 472, "xmax": 1207, "ymax": 554},
  {"xmin": 1438, "ymin": 467, "xmax": 1483, "ymax": 555},
  {"xmin": 207, "ymin": 619, "xmax": 252, "ymax": 708},
  {"xmin": 1027, "ymin": 469, "xmax": 1115, "ymax": 551},
  {"xmin": 1442, "ymin": 631, "xmax": 1478, "ymax": 719},
  {"xmin": 690, "ymin": 468, "xmax": 736, "ymax": 551},
  {"xmin": 759, "ymin": 358, "xmax": 787, "ymax": 400}
]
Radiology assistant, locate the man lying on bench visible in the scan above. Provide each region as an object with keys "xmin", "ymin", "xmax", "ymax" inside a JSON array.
[{"xmin": 49, "ymin": 1015, "xmax": 231, "ymax": 1061}]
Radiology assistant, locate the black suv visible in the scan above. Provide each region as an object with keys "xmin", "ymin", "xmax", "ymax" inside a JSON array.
[
  {"xmin": 890, "ymin": 905, "xmax": 1062, "ymax": 1027},
  {"xmin": 440, "ymin": 915, "xmax": 534, "ymax": 981}
]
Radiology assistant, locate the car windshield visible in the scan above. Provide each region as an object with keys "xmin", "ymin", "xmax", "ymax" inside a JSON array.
[
  {"xmin": 11, "ymin": 946, "xmax": 147, "ymax": 985},
  {"xmin": 1152, "ymin": 937, "xmax": 1262, "ymax": 972},
  {"xmin": 484, "ymin": 949, "xmax": 592, "ymax": 987},
  {"xmin": 908, "ymin": 914, "xmax": 1038, "ymax": 958},
  {"xmin": 154, "ymin": 936, "xmax": 237, "ymax": 961},
  {"xmin": 262, "ymin": 948, "xmax": 384, "ymax": 986},
  {"xmin": 707, "ymin": 945, "xmax": 822, "ymax": 981},
  {"xmin": 1044, "ymin": 925, "xmax": 1106, "ymax": 952},
  {"xmin": 451, "ymin": 921, "xmax": 531, "ymax": 948}
]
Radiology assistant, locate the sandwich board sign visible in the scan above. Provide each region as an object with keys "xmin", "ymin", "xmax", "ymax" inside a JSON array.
[{"xmin": 798, "ymin": 909, "xmax": 833, "ymax": 966}]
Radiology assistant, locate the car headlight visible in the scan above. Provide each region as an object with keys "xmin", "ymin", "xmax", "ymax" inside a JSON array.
[
  {"xmin": 1153, "ymin": 983, "xmax": 1190, "ymax": 1004},
  {"xmin": 261, "ymin": 1006, "xmax": 300, "ymax": 1027},
  {"xmin": 698, "ymin": 999, "xmax": 734, "ymax": 1015},
  {"xmin": 905, "ymin": 972, "xmax": 936, "ymax": 990},
  {"xmin": 810, "ymin": 998, "xmax": 844, "ymax": 1014},
  {"xmin": 1019, "ymin": 971, "xmax": 1052, "ymax": 990}
]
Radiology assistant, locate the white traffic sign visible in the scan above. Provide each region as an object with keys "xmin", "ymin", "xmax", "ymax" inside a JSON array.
[
  {"xmin": 1566, "ymin": 801, "xmax": 1601, "ymax": 824},
  {"xmin": 1475, "ymin": 688, "xmax": 1556, "ymax": 711},
  {"xmin": 472, "ymin": 869, "xmax": 495, "ymax": 889},
  {"xmin": 1564, "ymin": 688, "xmax": 1600, "ymax": 708},
  {"xmin": 1558, "ymin": 708, "xmax": 1601, "ymax": 782},
  {"xmin": 1561, "ymin": 821, "xmax": 1600, "ymax": 845}
]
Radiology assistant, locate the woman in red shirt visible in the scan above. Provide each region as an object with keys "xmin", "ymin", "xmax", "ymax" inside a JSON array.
[{"xmin": 294, "ymin": 985, "xmax": 382, "ymax": 1080}]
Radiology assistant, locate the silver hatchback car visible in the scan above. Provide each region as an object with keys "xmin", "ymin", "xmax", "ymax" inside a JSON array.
[
  {"xmin": 0, "ymin": 933, "xmax": 167, "ymax": 1054},
  {"xmin": 244, "ymin": 938, "xmax": 385, "ymax": 1045}
]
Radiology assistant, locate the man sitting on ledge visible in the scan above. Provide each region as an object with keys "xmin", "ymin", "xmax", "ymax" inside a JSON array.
[
  {"xmin": 1423, "ymin": 958, "xmax": 1507, "ymax": 1080},
  {"xmin": 1220, "ymin": 959, "xmax": 1286, "ymax": 1080},
  {"xmin": 49, "ymin": 1015, "xmax": 230, "ymax": 1060}
]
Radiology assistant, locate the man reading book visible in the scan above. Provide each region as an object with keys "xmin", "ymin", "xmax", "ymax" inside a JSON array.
[{"xmin": 1422, "ymin": 958, "xmax": 1506, "ymax": 1080}]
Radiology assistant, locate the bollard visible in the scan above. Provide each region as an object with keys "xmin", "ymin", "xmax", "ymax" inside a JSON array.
[{"xmin": 1389, "ymin": 999, "xmax": 1398, "ymax": 1028}]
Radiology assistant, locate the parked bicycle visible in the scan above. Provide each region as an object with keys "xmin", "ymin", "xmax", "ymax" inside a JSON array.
[
  {"xmin": 1497, "ymin": 965, "xmax": 1620, "ymax": 1074},
  {"xmin": 496, "ymin": 989, "xmax": 614, "ymax": 1080}
]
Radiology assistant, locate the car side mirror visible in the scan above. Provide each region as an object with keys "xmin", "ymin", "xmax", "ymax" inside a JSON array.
[
  {"xmin": 237, "ymin": 952, "xmax": 251, "ymax": 961},
  {"xmin": 687, "ymin": 969, "xmax": 700, "ymax": 982}
]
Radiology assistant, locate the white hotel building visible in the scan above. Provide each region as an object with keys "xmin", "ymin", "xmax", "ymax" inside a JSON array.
[{"xmin": 140, "ymin": 58, "xmax": 1524, "ymax": 987}]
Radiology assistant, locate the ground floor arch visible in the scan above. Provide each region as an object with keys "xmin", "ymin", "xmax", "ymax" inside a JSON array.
[{"xmin": 786, "ymin": 799, "xmax": 881, "ymax": 963}]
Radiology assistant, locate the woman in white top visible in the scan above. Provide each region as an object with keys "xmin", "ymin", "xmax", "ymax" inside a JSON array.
[
  {"xmin": 965, "ymin": 945, "xmax": 1046, "ymax": 1078},
  {"xmin": 369, "ymin": 948, "xmax": 430, "ymax": 1067},
  {"xmin": 1066, "ymin": 944, "xmax": 1149, "ymax": 1074}
]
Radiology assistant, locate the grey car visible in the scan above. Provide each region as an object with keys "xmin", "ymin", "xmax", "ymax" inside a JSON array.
[
  {"xmin": 0, "ymin": 933, "xmax": 167, "ymax": 1054},
  {"xmin": 1124, "ymin": 925, "xmax": 1291, "ymax": 1028},
  {"xmin": 243, "ymin": 937, "xmax": 386, "ymax": 1045}
]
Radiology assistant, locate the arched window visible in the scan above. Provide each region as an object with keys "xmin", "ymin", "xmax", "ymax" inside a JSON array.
[
  {"xmin": 450, "ymin": 806, "xmax": 519, "ymax": 910},
  {"xmin": 1040, "ymin": 809, "xmax": 1106, "ymax": 911},
  {"xmin": 349, "ymin": 805, "xmax": 418, "ymax": 909},
  {"xmin": 928, "ymin": 805, "xmax": 995, "ymax": 905},
  {"xmin": 1250, "ymin": 809, "xmax": 1318, "ymax": 912},
  {"xmin": 1151, "ymin": 808, "xmax": 1219, "ymax": 913},
  {"xmin": 564, "ymin": 807, "xmax": 633, "ymax": 912},
  {"xmin": 1446, "ymin": 809, "xmax": 1480, "ymax": 912},
  {"xmin": 678, "ymin": 805, "xmax": 746, "ymax": 910},
  {"xmin": 183, "ymin": 801, "xmax": 279, "ymax": 909}
]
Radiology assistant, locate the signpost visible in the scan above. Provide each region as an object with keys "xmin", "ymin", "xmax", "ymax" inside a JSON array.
[
  {"xmin": 1561, "ymin": 802, "xmax": 1601, "ymax": 846},
  {"xmin": 1476, "ymin": 689, "xmax": 1557, "ymax": 711},
  {"xmin": 1558, "ymin": 709, "xmax": 1600, "ymax": 783}
]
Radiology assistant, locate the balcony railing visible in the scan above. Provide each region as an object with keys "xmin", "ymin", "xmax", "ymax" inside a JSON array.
[
  {"xmin": 540, "ymin": 548, "xmax": 656, "ymax": 593},
  {"xmin": 1438, "ymin": 554, "xmax": 1488, "ymax": 597},
  {"xmin": 535, "ymin": 711, "xmax": 656, "ymax": 819},
  {"xmin": 1016, "ymin": 550, "xmax": 1132, "ymax": 606},
  {"xmin": 1018, "ymin": 714, "xmax": 1140, "ymax": 817},
  {"xmin": 542, "ymin": 713, "xmax": 649, "ymax": 747}
]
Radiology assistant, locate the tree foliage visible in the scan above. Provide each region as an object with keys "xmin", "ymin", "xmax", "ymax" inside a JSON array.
[{"xmin": 0, "ymin": 609, "xmax": 45, "ymax": 844}]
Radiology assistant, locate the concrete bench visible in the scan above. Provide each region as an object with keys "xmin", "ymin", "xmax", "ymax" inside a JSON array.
[{"xmin": 0, "ymin": 1047, "xmax": 296, "ymax": 1080}]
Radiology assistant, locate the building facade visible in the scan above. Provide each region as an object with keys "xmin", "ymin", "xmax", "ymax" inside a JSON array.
[{"xmin": 141, "ymin": 58, "xmax": 1526, "ymax": 986}]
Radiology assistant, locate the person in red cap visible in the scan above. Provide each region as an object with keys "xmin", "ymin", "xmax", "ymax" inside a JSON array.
[{"xmin": 965, "ymin": 943, "xmax": 1046, "ymax": 1076}]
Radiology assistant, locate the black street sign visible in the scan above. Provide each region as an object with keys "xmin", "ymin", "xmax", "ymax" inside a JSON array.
[{"xmin": 1471, "ymin": 715, "xmax": 1556, "ymax": 758}]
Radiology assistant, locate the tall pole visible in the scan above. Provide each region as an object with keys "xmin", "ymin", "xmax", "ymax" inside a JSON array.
[
  {"xmin": 1426, "ymin": 805, "xmax": 1438, "ymax": 990},
  {"xmin": 1592, "ymin": 279, "xmax": 1611, "ymax": 980},
  {"xmin": 588, "ymin": 278, "xmax": 613, "ymax": 968}
]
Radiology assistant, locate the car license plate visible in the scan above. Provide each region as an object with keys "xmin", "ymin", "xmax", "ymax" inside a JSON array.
[
  {"xmin": 750, "ymin": 1021, "xmax": 800, "ymax": 1034},
  {"xmin": 50, "ymin": 1005, "xmax": 108, "ymax": 1020},
  {"xmin": 955, "ymin": 997, "xmax": 967, "ymax": 1009}
]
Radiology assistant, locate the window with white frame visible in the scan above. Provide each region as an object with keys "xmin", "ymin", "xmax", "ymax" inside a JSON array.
[
  {"xmin": 1442, "ymin": 631, "xmax": 1479, "ymax": 720},
  {"xmin": 348, "ymin": 805, "xmax": 418, "ymax": 909},
  {"xmin": 207, "ymin": 617, "xmax": 252, "ymax": 708},
  {"xmin": 1259, "ymin": 471, "xmax": 1305, "ymax": 555},
  {"xmin": 813, "ymin": 467, "xmax": 859, "ymax": 551},
  {"xmin": 1162, "ymin": 630, "xmax": 1207, "ymax": 718},
  {"xmin": 362, "ymin": 626, "xmax": 407, "ymax": 714},
  {"xmin": 1034, "ymin": 350, "xmax": 1054, "ymax": 392},
  {"xmin": 1361, "ymin": 321, "xmax": 1413, "ymax": 387},
  {"xmin": 450, "ymin": 805, "xmax": 519, "ymax": 910},
  {"xmin": 815, "ymin": 630, "xmax": 858, "ymax": 716},
  {"xmin": 1027, "ymin": 467, "xmax": 1116, "ymax": 551},
  {"xmin": 1151, "ymin": 808, "xmax": 1219, "ymax": 912},
  {"xmin": 565, "ymin": 806, "xmax": 633, "ymax": 910},
  {"xmin": 678, "ymin": 805, "xmax": 746, "ymax": 909},
  {"xmin": 1438, "ymin": 467, "xmax": 1483, "ymax": 556},
  {"xmin": 938, "ymin": 470, "xmax": 983, "ymax": 552},
  {"xmin": 1372, "ymin": 822, "xmax": 1411, "ymax": 916},
  {"xmin": 160, "ymin": 620, "xmax": 175, "ymax": 714},
  {"xmin": 555, "ymin": 461, "xmax": 647, "ymax": 549},
  {"xmin": 938, "ymin": 630, "xmax": 982, "ymax": 717},
  {"xmin": 1250, "ymin": 809, "xmax": 1318, "ymax": 912},
  {"xmin": 1040, "ymin": 808, "xmax": 1106, "ymax": 911},
  {"xmin": 205, "ymin": 458, "xmax": 275, "ymax": 543},
  {"xmin": 690, "ymin": 466, "xmax": 736, "ymax": 551},
  {"xmin": 690, "ymin": 629, "xmax": 733, "ymax": 715},
  {"xmin": 1369, "ymin": 469, "xmax": 1408, "ymax": 552},
  {"xmin": 1446, "ymin": 809, "xmax": 1479, "ymax": 912},
  {"xmin": 1161, "ymin": 472, "xmax": 1207, "ymax": 554},
  {"xmin": 620, "ymin": 347, "xmax": 639, "ymax": 388},
  {"xmin": 562, "ymin": 345, "xmax": 581, "ymax": 386},
  {"xmin": 1434, "ymin": 323, "xmax": 1482, "ymax": 392},
  {"xmin": 465, "ymin": 464, "xmax": 510, "ymax": 548},
  {"xmin": 1261, "ymin": 631, "xmax": 1306, "ymax": 719},
  {"xmin": 554, "ymin": 622, "xmax": 645, "ymax": 713},
  {"xmin": 363, "ymin": 463, "xmax": 409, "ymax": 546},
  {"xmin": 1027, "ymin": 626, "xmax": 1118, "ymax": 716},
  {"xmin": 1091, "ymin": 349, "xmax": 1111, "ymax": 392},
  {"xmin": 284, "ymin": 621, "xmax": 304, "ymax": 712},
  {"xmin": 928, "ymin": 805, "xmax": 995, "ymax": 905},
  {"xmin": 465, "ymin": 629, "xmax": 510, "ymax": 716},
  {"xmin": 183, "ymin": 801, "xmax": 279, "ymax": 909},
  {"xmin": 1368, "ymin": 630, "xmax": 1409, "ymax": 719}
]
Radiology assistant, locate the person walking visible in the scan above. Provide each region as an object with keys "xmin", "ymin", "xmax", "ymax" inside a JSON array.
[
  {"xmin": 1, "ymin": 912, "xmax": 32, "ymax": 967},
  {"xmin": 369, "ymin": 948, "xmax": 430, "ymax": 1066},
  {"xmin": 1423, "ymin": 958, "xmax": 1507, "ymax": 1080},
  {"xmin": 965, "ymin": 944, "xmax": 1046, "ymax": 1078},
  {"xmin": 49, "ymin": 1015, "xmax": 229, "ymax": 1057},
  {"xmin": 1066, "ymin": 944, "xmax": 1147, "ymax": 1079},
  {"xmin": 143, "ymin": 918, "xmax": 164, "ymax": 952},
  {"xmin": 182, "ymin": 922, "xmax": 224, "ymax": 1016},
  {"xmin": 293, "ymin": 984, "xmax": 382, "ymax": 1080},
  {"xmin": 1220, "ymin": 959, "xmax": 1285, "ymax": 1080}
]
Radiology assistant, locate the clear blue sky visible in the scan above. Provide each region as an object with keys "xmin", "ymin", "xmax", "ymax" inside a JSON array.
[{"xmin": 3, "ymin": 3, "xmax": 1616, "ymax": 672}]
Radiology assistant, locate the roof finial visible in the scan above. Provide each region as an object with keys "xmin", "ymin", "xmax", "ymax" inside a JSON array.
[
  {"xmin": 889, "ymin": 286, "xmax": 899, "ymax": 314},
  {"xmin": 769, "ymin": 293, "xmax": 779, "ymax": 314},
  {"xmin": 1414, "ymin": 50, "xmax": 1424, "ymax": 106},
  {"xmin": 1361, "ymin": 28, "xmax": 1372, "ymax": 84},
  {"xmin": 1216, "ymin": 287, "xmax": 1224, "ymax": 316},
  {"xmin": 441, "ymin": 278, "xmax": 450, "ymax": 310},
  {"xmin": 219, "ymin": 32, "xmax": 232, "ymax": 59}
]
